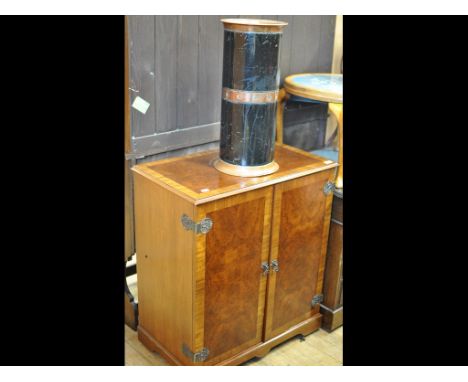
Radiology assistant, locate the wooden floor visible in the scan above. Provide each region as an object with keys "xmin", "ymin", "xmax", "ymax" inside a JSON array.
[{"xmin": 126, "ymin": 272, "xmax": 342, "ymax": 366}]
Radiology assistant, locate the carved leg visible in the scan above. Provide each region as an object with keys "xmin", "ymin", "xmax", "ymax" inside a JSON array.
[
  {"xmin": 276, "ymin": 88, "xmax": 289, "ymax": 144},
  {"xmin": 329, "ymin": 103, "xmax": 343, "ymax": 189}
]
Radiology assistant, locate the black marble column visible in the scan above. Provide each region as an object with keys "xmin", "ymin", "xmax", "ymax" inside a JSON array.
[{"xmin": 219, "ymin": 25, "xmax": 284, "ymax": 167}]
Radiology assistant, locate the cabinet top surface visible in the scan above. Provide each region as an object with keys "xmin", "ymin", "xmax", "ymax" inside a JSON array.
[{"xmin": 132, "ymin": 144, "xmax": 338, "ymax": 205}]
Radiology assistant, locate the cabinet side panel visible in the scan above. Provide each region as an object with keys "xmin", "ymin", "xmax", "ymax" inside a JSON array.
[
  {"xmin": 269, "ymin": 170, "xmax": 332, "ymax": 337},
  {"xmin": 133, "ymin": 173, "xmax": 194, "ymax": 363}
]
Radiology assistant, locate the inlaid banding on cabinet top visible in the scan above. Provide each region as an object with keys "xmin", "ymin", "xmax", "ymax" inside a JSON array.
[{"xmin": 131, "ymin": 144, "xmax": 338, "ymax": 205}]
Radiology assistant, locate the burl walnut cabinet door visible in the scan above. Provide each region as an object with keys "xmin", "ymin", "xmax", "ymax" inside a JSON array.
[
  {"xmin": 193, "ymin": 186, "xmax": 273, "ymax": 365},
  {"xmin": 264, "ymin": 170, "xmax": 335, "ymax": 340}
]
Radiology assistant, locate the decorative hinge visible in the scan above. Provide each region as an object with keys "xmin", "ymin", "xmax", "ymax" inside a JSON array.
[
  {"xmin": 270, "ymin": 259, "xmax": 279, "ymax": 272},
  {"xmin": 323, "ymin": 181, "xmax": 335, "ymax": 195},
  {"xmin": 181, "ymin": 214, "xmax": 213, "ymax": 234},
  {"xmin": 261, "ymin": 261, "xmax": 270, "ymax": 276},
  {"xmin": 311, "ymin": 294, "xmax": 324, "ymax": 307},
  {"xmin": 182, "ymin": 344, "xmax": 209, "ymax": 363}
]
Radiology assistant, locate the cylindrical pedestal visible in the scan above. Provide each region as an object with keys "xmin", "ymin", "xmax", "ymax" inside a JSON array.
[{"xmin": 214, "ymin": 19, "xmax": 288, "ymax": 177}]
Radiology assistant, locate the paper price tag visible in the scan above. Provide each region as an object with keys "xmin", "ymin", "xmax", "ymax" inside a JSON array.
[{"xmin": 132, "ymin": 96, "xmax": 151, "ymax": 114}]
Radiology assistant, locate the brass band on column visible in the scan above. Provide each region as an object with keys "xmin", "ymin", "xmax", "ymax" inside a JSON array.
[
  {"xmin": 222, "ymin": 88, "xmax": 279, "ymax": 104},
  {"xmin": 216, "ymin": 19, "xmax": 288, "ymax": 176}
]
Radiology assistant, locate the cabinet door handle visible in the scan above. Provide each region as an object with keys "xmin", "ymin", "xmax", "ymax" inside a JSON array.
[
  {"xmin": 261, "ymin": 262, "xmax": 270, "ymax": 276},
  {"xmin": 271, "ymin": 259, "xmax": 279, "ymax": 272}
]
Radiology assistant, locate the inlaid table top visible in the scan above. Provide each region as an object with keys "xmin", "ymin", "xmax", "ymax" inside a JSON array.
[
  {"xmin": 132, "ymin": 144, "xmax": 338, "ymax": 205},
  {"xmin": 284, "ymin": 73, "xmax": 343, "ymax": 104}
]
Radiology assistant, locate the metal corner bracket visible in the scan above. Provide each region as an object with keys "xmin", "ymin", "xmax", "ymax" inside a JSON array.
[
  {"xmin": 311, "ymin": 294, "xmax": 324, "ymax": 307},
  {"xmin": 182, "ymin": 344, "xmax": 209, "ymax": 363},
  {"xmin": 181, "ymin": 214, "xmax": 213, "ymax": 234},
  {"xmin": 323, "ymin": 181, "xmax": 335, "ymax": 195}
]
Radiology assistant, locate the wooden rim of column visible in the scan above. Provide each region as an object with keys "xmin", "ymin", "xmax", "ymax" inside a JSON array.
[
  {"xmin": 213, "ymin": 159, "xmax": 280, "ymax": 177},
  {"xmin": 221, "ymin": 18, "xmax": 288, "ymax": 33}
]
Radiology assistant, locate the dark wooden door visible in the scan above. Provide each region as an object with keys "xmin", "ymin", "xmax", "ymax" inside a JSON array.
[
  {"xmin": 193, "ymin": 187, "xmax": 273, "ymax": 365},
  {"xmin": 264, "ymin": 170, "xmax": 334, "ymax": 340}
]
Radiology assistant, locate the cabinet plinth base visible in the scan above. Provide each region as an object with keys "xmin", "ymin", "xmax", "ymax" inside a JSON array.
[
  {"xmin": 219, "ymin": 313, "xmax": 322, "ymax": 365},
  {"xmin": 138, "ymin": 326, "xmax": 183, "ymax": 365},
  {"xmin": 320, "ymin": 305, "xmax": 343, "ymax": 332},
  {"xmin": 138, "ymin": 313, "xmax": 322, "ymax": 366}
]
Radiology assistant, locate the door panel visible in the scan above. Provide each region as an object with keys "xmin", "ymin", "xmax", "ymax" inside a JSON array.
[
  {"xmin": 264, "ymin": 170, "xmax": 334, "ymax": 340},
  {"xmin": 193, "ymin": 187, "xmax": 273, "ymax": 364}
]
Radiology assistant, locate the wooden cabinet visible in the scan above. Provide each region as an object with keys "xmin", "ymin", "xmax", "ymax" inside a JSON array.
[{"xmin": 132, "ymin": 144, "xmax": 338, "ymax": 366}]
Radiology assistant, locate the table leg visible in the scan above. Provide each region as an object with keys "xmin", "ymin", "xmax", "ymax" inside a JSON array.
[
  {"xmin": 276, "ymin": 88, "xmax": 289, "ymax": 144},
  {"xmin": 329, "ymin": 103, "xmax": 343, "ymax": 189}
]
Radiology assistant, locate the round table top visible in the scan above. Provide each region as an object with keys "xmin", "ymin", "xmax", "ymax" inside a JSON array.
[{"xmin": 284, "ymin": 73, "xmax": 343, "ymax": 104}]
